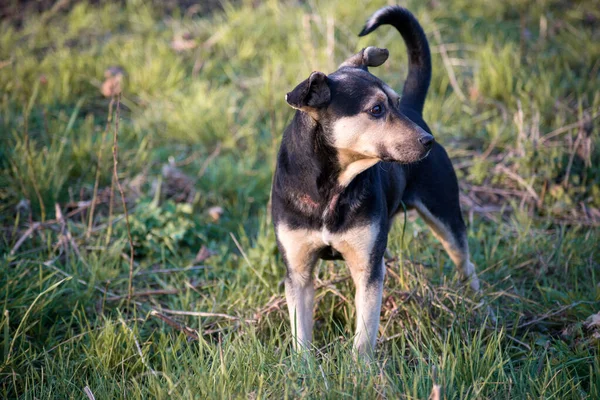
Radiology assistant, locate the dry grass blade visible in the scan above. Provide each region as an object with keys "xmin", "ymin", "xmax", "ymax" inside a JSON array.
[
  {"xmin": 541, "ymin": 110, "xmax": 600, "ymax": 143},
  {"xmin": 135, "ymin": 265, "xmax": 209, "ymax": 275},
  {"xmin": 106, "ymin": 284, "xmax": 204, "ymax": 301},
  {"xmin": 83, "ymin": 386, "xmax": 96, "ymax": 400},
  {"xmin": 119, "ymin": 318, "xmax": 157, "ymax": 377},
  {"xmin": 198, "ymin": 142, "xmax": 222, "ymax": 178},
  {"xmin": 159, "ymin": 308, "xmax": 255, "ymax": 323},
  {"xmin": 494, "ymin": 165, "xmax": 539, "ymax": 201},
  {"xmin": 230, "ymin": 233, "xmax": 269, "ymax": 288},
  {"xmin": 55, "ymin": 203, "xmax": 88, "ymax": 267},
  {"xmin": 515, "ymin": 300, "xmax": 598, "ymax": 329},
  {"xmin": 149, "ymin": 310, "xmax": 199, "ymax": 340},
  {"xmin": 110, "ymin": 94, "xmax": 135, "ymax": 301},
  {"xmin": 87, "ymin": 97, "xmax": 114, "ymax": 238},
  {"xmin": 430, "ymin": 23, "xmax": 467, "ymax": 102},
  {"xmin": 9, "ymin": 222, "xmax": 41, "ymax": 255}
]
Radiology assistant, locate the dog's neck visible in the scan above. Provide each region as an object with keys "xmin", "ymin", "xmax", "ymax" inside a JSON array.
[
  {"xmin": 276, "ymin": 112, "xmax": 373, "ymax": 219},
  {"xmin": 336, "ymin": 150, "xmax": 380, "ymax": 188}
]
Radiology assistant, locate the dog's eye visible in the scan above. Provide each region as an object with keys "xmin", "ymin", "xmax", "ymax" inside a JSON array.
[{"xmin": 368, "ymin": 104, "xmax": 385, "ymax": 117}]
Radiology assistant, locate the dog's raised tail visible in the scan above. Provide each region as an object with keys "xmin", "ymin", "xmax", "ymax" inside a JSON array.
[{"xmin": 359, "ymin": 6, "xmax": 431, "ymax": 116}]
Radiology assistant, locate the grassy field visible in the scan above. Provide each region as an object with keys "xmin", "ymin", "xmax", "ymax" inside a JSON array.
[{"xmin": 1, "ymin": 0, "xmax": 599, "ymax": 398}]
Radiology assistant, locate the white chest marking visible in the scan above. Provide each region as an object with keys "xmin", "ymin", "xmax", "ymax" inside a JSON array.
[{"xmin": 321, "ymin": 227, "xmax": 332, "ymax": 246}]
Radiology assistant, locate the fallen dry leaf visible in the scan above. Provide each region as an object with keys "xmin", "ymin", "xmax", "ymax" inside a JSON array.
[
  {"xmin": 16, "ymin": 198, "xmax": 30, "ymax": 212},
  {"xmin": 468, "ymin": 85, "xmax": 480, "ymax": 102},
  {"xmin": 161, "ymin": 162, "xmax": 196, "ymax": 203},
  {"xmin": 208, "ymin": 206, "xmax": 224, "ymax": 222},
  {"xmin": 584, "ymin": 312, "xmax": 600, "ymax": 330},
  {"xmin": 171, "ymin": 33, "xmax": 197, "ymax": 52},
  {"xmin": 101, "ymin": 66, "xmax": 124, "ymax": 97},
  {"xmin": 194, "ymin": 245, "xmax": 217, "ymax": 263},
  {"xmin": 127, "ymin": 171, "xmax": 147, "ymax": 197}
]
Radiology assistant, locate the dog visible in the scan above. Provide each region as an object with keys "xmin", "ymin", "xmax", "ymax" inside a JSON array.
[{"xmin": 271, "ymin": 6, "xmax": 481, "ymax": 357}]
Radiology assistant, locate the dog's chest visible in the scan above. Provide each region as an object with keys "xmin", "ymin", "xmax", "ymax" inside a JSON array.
[{"xmin": 320, "ymin": 226, "xmax": 334, "ymax": 246}]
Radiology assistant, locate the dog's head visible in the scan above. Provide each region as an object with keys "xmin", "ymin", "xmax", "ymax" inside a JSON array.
[{"xmin": 286, "ymin": 47, "xmax": 434, "ymax": 176}]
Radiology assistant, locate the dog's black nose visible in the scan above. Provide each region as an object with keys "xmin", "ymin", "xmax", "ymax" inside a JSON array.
[{"xmin": 419, "ymin": 134, "xmax": 434, "ymax": 150}]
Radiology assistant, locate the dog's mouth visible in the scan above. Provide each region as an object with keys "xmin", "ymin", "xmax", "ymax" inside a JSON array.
[
  {"xmin": 419, "ymin": 148, "xmax": 432, "ymax": 160},
  {"xmin": 377, "ymin": 131, "xmax": 434, "ymax": 164},
  {"xmin": 379, "ymin": 143, "xmax": 432, "ymax": 164}
]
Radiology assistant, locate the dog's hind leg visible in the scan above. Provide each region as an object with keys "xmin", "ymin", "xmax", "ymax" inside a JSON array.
[
  {"xmin": 276, "ymin": 225, "xmax": 320, "ymax": 352},
  {"xmin": 402, "ymin": 144, "xmax": 481, "ymax": 291},
  {"xmin": 411, "ymin": 199, "xmax": 499, "ymax": 322},
  {"xmin": 412, "ymin": 199, "xmax": 480, "ymax": 291}
]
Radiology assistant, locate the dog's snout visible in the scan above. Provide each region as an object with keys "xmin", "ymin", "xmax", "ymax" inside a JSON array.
[{"xmin": 419, "ymin": 134, "xmax": 434, "ymax": 150}]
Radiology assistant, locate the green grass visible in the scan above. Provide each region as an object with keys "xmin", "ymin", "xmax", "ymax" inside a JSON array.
[{"xmin": 1, "ymin": 0, "xmax": 599, "ymax": 398}]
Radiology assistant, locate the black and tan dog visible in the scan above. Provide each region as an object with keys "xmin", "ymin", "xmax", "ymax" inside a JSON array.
[{"xmin": 271, "ymin": 6, "xmax": 481, "ymax": 356}]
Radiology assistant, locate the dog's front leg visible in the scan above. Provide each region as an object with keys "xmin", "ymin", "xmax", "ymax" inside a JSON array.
[
  {"xmin": 333, "ymin": 224, "xmax": 386, "ymax": 357},
  {"xmin": 285, "ymin": 266, "xmax": 316, "ymax": 351},
  {"xmin": 276, "ymin": 225, "xmax": 320, "ymax": 352},
  {"xmin": 349, "ymin": 257, "xmax": 385, "ymax": 357}
]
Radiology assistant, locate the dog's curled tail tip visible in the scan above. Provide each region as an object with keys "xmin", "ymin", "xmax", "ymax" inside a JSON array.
[
  {"xmin": 357, "ymin": 5, "xmax": 431, "ymax": 116},
  {"xmin": 358, "ymin": 6, "xmax": 405, "ymax": 37}
]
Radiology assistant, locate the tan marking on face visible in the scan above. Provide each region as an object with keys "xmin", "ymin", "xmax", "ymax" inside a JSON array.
[
  {"xmin": 382, "ymin": 84, "xmax": 400, "ymax": 108},
  {"xmin": 413, "ymin": 201, "xmax": 481, "ymax": 291},
  {"xmin": 330, "ymin": 89, "xmax": 389, "ymax": 158},
  {"xmin": 330, "ymin": 89, "xmax": 428, "ymax": 186}
]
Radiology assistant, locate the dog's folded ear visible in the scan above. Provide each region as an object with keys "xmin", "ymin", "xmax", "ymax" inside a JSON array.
[
  {"xmin": 339, "ymin": 46, "xmax": 389, "ymax": 70},
  {"xmin": 285, "ymin": 71, "xmax": 330, "ymax": 118}
]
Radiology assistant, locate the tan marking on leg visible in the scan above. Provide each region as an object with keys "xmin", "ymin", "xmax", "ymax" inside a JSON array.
[
  {"xmin": 327, "ymin": 223, "xmax": 384, "ymax": 356},
  {"xmin": 352, "ymin": 258, "xmax": 384, "ymax": 356},
  {"xmin": 413, "ymin": 201, "xmax": 481, "ymax": 291},
  {"xmin": 327, "ymin": 223, "xmax": 380, "ymax": 271},
  {"xmin": 276, "ymin": 224, "xmax": 323, "ymax": 350}
]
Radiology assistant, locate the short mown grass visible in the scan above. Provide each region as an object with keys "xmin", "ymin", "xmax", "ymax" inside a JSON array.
[{"xmin": 1, "ymin": 0, "xmax": 599, "ymax": 398}]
